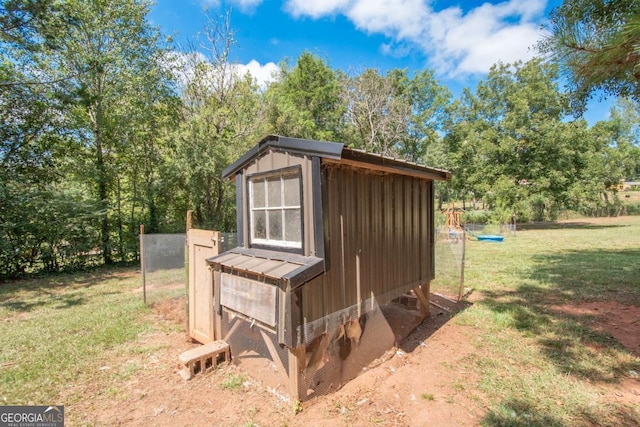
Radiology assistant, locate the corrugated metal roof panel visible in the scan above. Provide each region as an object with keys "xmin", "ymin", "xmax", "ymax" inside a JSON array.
[{"xmin": 208, "ymin": 247, "xmax": 324, "ymax": 288}]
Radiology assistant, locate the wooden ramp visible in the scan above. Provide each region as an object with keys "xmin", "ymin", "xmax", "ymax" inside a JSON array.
[{"xmin": 178, "ymin": 340, "xmax": 230, "ymax": 380}]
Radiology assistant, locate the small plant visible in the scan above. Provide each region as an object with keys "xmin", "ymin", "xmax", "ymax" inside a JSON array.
[
  {"xmin": 421, "ymin": 393, "xmax": 435, "ymax": 401},
  {"xmin": 220, "ymin": 373, "xmax": 245, "ymax": 390},
  {"xmin": 293, "ymin": 399, "xmax": 303, "ymax": 415}
]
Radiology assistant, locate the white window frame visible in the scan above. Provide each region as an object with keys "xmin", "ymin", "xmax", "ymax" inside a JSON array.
[{"xmin": 249, "ymin": 169, "xmax": 302, "ymax": 250}]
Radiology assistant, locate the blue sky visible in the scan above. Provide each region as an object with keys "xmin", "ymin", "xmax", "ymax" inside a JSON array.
[{"xmin": 149, "ymin": 0, "xmax": 613, "ymax": 125}]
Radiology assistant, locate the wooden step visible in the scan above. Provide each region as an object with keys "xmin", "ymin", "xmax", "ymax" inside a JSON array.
[{"xmin": 178, "ymin": 340, "xmax": 230, "ymax": 380}]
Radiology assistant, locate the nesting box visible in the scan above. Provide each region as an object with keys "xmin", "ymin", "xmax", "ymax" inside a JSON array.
[{"xmin": 207, "ymin": 135, "xmax": 450, "ymax": 400}]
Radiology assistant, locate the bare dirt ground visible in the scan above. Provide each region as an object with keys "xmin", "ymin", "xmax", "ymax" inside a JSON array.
[
  {"xmin": 70, "ymin": 214, "xmax": 640, "ymax": 427},
  {"xmin": 71, "ymin": 296, "xmax": 486, "ymax": 426},
  {"xmin": 69, "ymin": 292, "xmax": 640, "ymax": 426}
]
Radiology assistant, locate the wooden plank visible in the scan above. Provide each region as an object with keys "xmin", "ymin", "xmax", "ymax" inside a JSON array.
[
  {"xmin": 188, "ymin": 229, "xmax": 219, "ymax": 344},
  {"xmin": 324, "ymin": 157, "xmax": 448, "ymax": 181},
  {"xmin": 214, "ymin": 270, "xmax": 222, "ymax": 340},
  {"xmin": 288, "ymin": 344, "xmax": 306, "ymax": 401},
  {"xmin": 417, "ymin": 282, "xmax": 431, "ymax": 317},
  {"xmin": 220, "ymin": 273, "xmax": 277, "ymax": 327}
]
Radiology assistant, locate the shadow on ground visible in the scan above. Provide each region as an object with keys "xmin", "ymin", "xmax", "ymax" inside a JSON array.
[
  {"xmin": 517, "ymin": 222, "xmax": 630, "ymax": 231},
  {"xmin": 528, "ymin": 248, "xmax": 640, "ymax": 305},
  {"xmin": 0, "ymin": 267, "xmax": 136, "ymax": 313},
  {"xmin": 400, "ymin": 293, "xmax": 472, "ymax": 353},
  {"xmin": 477, "ymin": 247, "xmax": 640, "ymax": 426}
]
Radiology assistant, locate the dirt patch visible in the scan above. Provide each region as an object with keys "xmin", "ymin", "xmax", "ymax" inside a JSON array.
[
  {"xmin": 549, "ymin": 300, "xmax": 640, "ymax": 357},
  {"xmin": 151, "ymin": 297, "xmax": 186, "ymax": 326},
  {"xmin": 67, "ymin": 294, "xmax": 639, "ymax": 426},
  {"xmin": 69, "ymin": 297, "xmax": 485, "ymax": 426},
  {"xmin": 549, "ymin": 300, "xmax": 640, "ymax": 407}
]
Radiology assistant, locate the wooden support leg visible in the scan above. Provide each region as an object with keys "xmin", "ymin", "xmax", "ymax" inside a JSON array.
[
  {"xmin": 288, "ymin": 344, "xmax": 306, "ymax": 402},
  {"xmin": 413, "ymin": 282, "xmax": 431, "ymax": 318}
]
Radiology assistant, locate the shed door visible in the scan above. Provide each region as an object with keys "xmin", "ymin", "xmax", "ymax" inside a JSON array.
[{"xmin": 188, "ymin": 229, "xmax": 220, "ymax": 344}]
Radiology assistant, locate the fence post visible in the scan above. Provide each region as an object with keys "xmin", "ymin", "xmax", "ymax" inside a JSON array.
[
  {"xmin": 140, "ymin": 224, "xmax": 146, "ymax": 305},
  {"xmin": 185, "ymin": 210, "xmax": 193, "ymax": 335},
  {"xmin": 459, "ymin": 230, "xmax": 466, "ymax": 301}
]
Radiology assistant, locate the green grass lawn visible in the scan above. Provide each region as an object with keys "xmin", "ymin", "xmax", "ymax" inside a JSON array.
[
  {"xmin": 0, "ymin": 217, "xmax": 639, "ymax": 426},
  {"xmin": 0, "ymin": 268, "xmax": 164, "ymax": 407},
  {"xmin": 457, "ymin": 216, "xmax": 640, "ymax": 426}
]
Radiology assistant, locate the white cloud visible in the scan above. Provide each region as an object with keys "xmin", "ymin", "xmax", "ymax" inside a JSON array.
[
  {"xmin": 234, "ymin": 60, "xmax": 279, "ymax": 88},
  {"xmin": 230, "ymin": 0, "xmax": 263, "ymax": 12},
  {"xmin": 283, "ymin": 0, "xmax": 548, "ymax": 77},
  {"xmin": 200, "ymin": 0, "xmax": 263, "ymax": 12},
  {"xmin": 346, "ymin": 0, "xmax": 430, "ymax": 40},
  {"xmin": 286, "ymin": 0, "xmax": 351, "ymax": 18},
  {"xmin": 166, "ymin": 51, "xmax": 278, "ymax": 91}
]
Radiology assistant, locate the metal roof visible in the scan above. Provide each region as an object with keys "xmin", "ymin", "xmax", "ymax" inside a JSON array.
[
  {"xmin": 222, "ymin": 135, "xmax": 451, "ymax": 181},
  {"xmin": 207, "ymin": 247, "xmax": 325, "ymax": 289},
  {"xmin": 222, "ymin": 135, "xmax": 344, "ymax": 179},
  {"xmin": 339, "ymin": 147, "xmax": 451, "ymax": 181}
]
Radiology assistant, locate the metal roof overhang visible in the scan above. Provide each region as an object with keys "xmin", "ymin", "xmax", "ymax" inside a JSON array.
[
  {"xmin": 336, "ymin": 147, "xmax": 452, "ymax": 181},
  {"xmin": 207, "ymin": 247, "xmax": 325, "ymax": 289},
  {"xmin": 222, "ymin": 135, "xmax": 452, "ymax": 182},
  {"xmin": 222, "ymin": 135, "xmax": 344, "ymax": 180}
]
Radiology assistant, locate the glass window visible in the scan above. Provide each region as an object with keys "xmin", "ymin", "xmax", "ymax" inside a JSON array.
[{"xmin": 249, "ymin": 169, "xmax": 302, "ymax": 249}]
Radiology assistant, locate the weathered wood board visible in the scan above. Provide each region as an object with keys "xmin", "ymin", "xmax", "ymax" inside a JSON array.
[
  {"xmin": 188, "ymin": 229, "xmax": 220, "ymax": 344},
  {"xmin": 220, "ymin": 273, "xmax": 277, "ymax": 326}
]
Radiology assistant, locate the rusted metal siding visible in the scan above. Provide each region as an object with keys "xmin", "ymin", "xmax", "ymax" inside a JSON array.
[{"xmin": 299, "ymin": 163, "xmax": 434, "ymax": 329}]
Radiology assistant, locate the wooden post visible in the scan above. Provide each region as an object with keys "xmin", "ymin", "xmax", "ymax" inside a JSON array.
[
  {"xmin": 185, "ymin": 210, "xmax": 193, "ymax": 335},
  {"xmin": 413, "ymin": 283, "xmax": 430, "ymax": 318},
  {"xmin": 186, "ymin": 210, "xmax": 193, "ymax": 231},
  {"xmin": 140, "ymin": 224, "xmax": 146, "ymax": 305},
  {"xmin": 458, "ymin": 230, "xmax": 466, "ymax": 301},
  {"xmin": 288, "ymin": 345, "xmax": 306, "ymax": 402}
]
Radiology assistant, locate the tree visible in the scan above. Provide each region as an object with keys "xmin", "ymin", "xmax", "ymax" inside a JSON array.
[
  {"xmin": 444, "ymin": 59, "xmax": 592, "ymax": 220},
  {"xmin": 50, "ymin": 0, "xmax": 176, "ymax": 264},
  {"xmin": 167, "ymin": 12, "xmax": 263, "ymax": 231},
  {"xmin": 391, "ymin": 69, "xmax": 451, "ymax": 162},
  {"xmin": 265, "ymin": 52, "xmax": 346, "ymax": 141},
  {"xmin": 343, "ymin": 68, "xmax": 409, "ymax": 155},
  {"xmin": 0, "ymin": 0, "xmax": 100, "ymax": 276},
  {"xmin": 538, "ymin": 0, "xmax": 640, "ymax": 113}
]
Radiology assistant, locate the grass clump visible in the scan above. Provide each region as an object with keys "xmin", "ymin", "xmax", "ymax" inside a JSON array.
[{"xmin": 220, "ymin": 373, "xmax": 246, "ymax": 390}]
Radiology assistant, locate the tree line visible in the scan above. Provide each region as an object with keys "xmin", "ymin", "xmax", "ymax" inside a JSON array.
[{"xmin": 1, "ymin": 0, "xmax": 639, "ymax": 278}]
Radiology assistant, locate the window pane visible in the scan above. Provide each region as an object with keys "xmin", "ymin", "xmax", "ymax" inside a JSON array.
[
  {"xmin": 284, "ymin": 175, "xmax": 300, "ymax": 206},
  {"xmin": 284, "ymin": 209, "xmax": 302, "ymax": 243},
  {"xmin": 252, "ymin": 180, "xmax": 265, "ymax": 208},
  {"xmin": 253, "ymin": 211, "xmax": 266, "ymax": 239},
  {"xmin": 268, "ymin": 210, "xmax": 282, "ymax": 240},
  {"xmin": 267, "ymin": 177, "xmax": 281, "ymax": 207}
]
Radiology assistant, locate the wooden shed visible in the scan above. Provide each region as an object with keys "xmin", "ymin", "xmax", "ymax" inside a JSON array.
[{"xmin": 207, "ymin": 135, "xmax": 451, "ymax": 400}]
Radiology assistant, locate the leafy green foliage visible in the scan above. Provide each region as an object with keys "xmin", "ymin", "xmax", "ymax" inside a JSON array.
[
  {"xmin": 538, "ymin": 0, "xmax": 640, "ymax": 114},
  {"xmin": 1, "ymin": 3, "xmax": 639, "ymax": 278},
  {"xmin": 443, "ymin": 59, "xmax": 637, "ymax": 221},
  {"xmin": 265, "ymin": 52, "xmax": 346, "ymax": 141}
]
